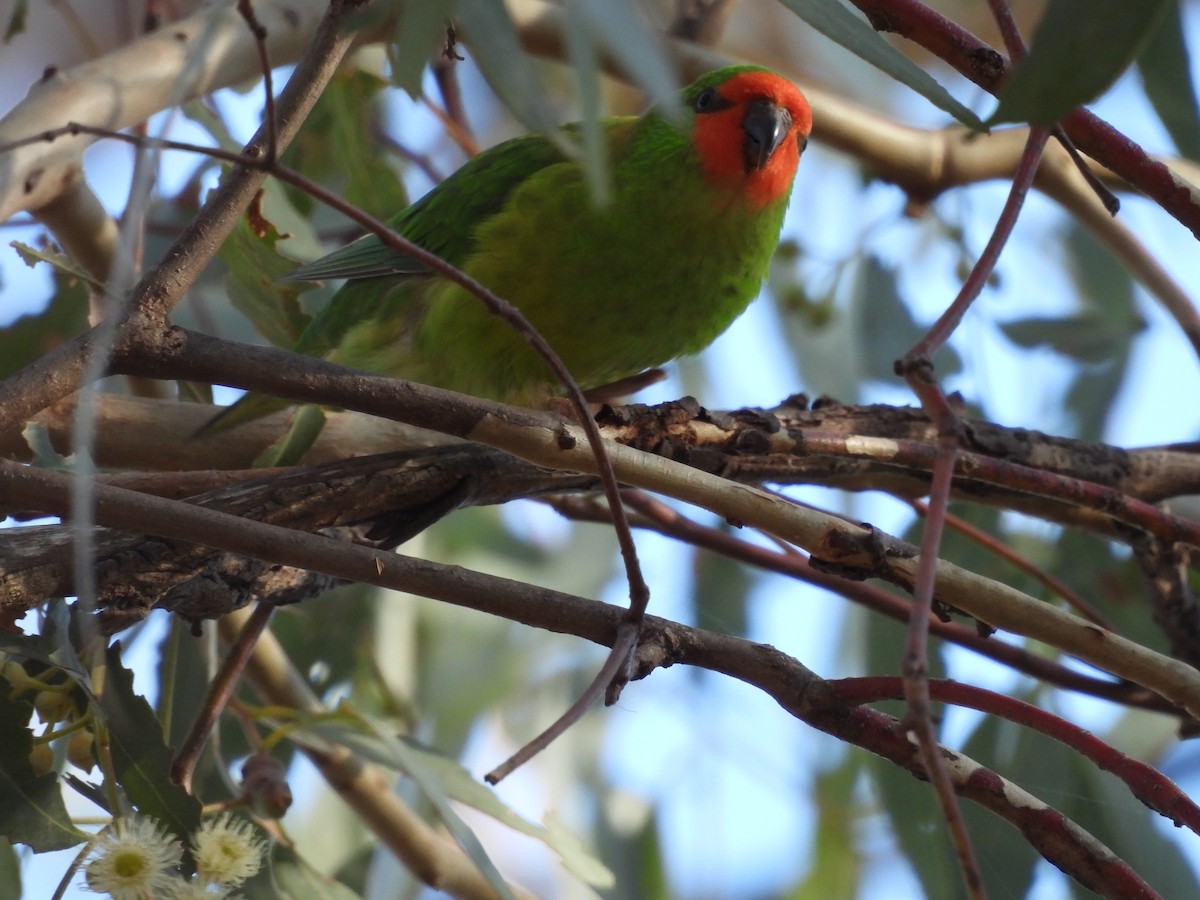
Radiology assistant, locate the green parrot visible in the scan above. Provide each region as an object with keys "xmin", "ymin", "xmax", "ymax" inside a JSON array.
[{"xmin": 206, "ymin": 65, "xmax": 812, "ymax": 432}]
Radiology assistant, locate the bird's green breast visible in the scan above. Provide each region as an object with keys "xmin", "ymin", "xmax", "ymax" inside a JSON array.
[{"xmin": 410, "ymin": 115, "xmax": 791, "ymax": 403}]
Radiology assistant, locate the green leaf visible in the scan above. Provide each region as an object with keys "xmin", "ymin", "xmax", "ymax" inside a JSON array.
[
  {"xmin": 456, "ymin": 0, "xmax": 577, "ymax": 155},
  {"xmin": 0, "ymin": 249, "xmax": 89, "ymax": 379},
  {"xmin": 1001, "ymin": 224, "xmax": 1140, "ymax": 440},
  {"xmin": 0, "ymin": 838, "xmax": 21, "ymax": 897},
  {"xmin": 565, "ymin": 0, "xmax": 680, "ymax": 120},
  {"xmin": 776, "ymin": 0, "xmax": 981, "ymax": 128},
  {"xmin": 385, "ymin": 734, "xmax": 614, "ymax": 888},
  {"xmin": 857, "ymin": 255, "xmax": 961, "ymax": 381},
  {"xmin": 564, "ymin": 0, "xmax": 610, "ymax": 205},
  {"xmin": 692, "ymin": 540, "xmax": 753, "ymax": 638},
  {"xmin": 10, "ymin": 241, "xmax": 102, "ymax": 290},
  {"xmin": 252, "ymin": 404, "xmax": 326, "ymax": 467},
  {"xmin": 0, "ymin": 679, "xmax": 85, "ymax": 852},
  {"xmin": 244, "ymin": 842, "xmax": 363, "ymax": 899},
  {"xmin": 219, "ymin": 194, "xmax": 312, "ymax": 350},
  {"xmin": 989, "ymin": 0, "xmax": 1172, "ymax": 126},
  {"xmin": 1138, "ymin": 1, "xmax": 1200, "ymax": 161},
  {"xmin": 280, "ymin": 68, "xmax": 410, "ymax": 221},
  {"xmin": 1000, "ymin": 314, "xmax": 1129, "ymax": 363},
  {"xmin": 309, "ymin": 714, "xmax": 517, "ymax": 900},
  {"xmin": 95, "ymin": 645, "xmax": 202, "ymax": 842},
  {"xmin": 959, "ymin": 714, "xmax": 1041, "ymax": 896},
  {"xmin": 3, "ymin": 0, "xmax": 27, "ymax": 42},
  {"xmin": 1066, "ymin": 753, "xmax": 1200, "ymax": 898},
  {"xmin": 390, "ymin": 0, "xmax": 461, "ymax": 96},
  {"xmin": 867, "ymin": 751, "xmax": 959, "ymax": 899},
  {"xmin": 785, "ymin": 756, "xmax": 863, "ymax": 899}
]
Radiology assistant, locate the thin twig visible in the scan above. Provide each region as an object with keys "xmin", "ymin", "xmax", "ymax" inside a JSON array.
[
  {"xmin": 903, "ymin": 126, "xmax": 1051, "ymax": 361},
  {"xmin": 170, "ymin": 601, "xmax": 276, "ymax": 791},
  {"xmin": 236, "ymin": 0, "xmax": 277, "ymax": 165}
]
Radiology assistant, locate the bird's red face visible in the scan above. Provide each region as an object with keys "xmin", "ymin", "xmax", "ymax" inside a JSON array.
[{"xmin": 691, "ymin": 70, "xmax": 812, "ymax": 209}]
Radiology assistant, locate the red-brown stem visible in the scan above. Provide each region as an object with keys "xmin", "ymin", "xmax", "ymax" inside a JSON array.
[
  {"xmin": 851, "ymin": 0, "xmax": 1200, "ymax": 238},
  {"xmin": 830, "ymin": 675, "xmax": 1200, "ymax": 835},
  {"xmin": 236, "ymin": 0, "xmax": 277, "ymax": 165},
  {"xmin": 170, "ymin": 601, "xmax": 276, "ymax": 792},
  {"xmin": 904, "ymin": 126, "xmax": 1050, "ymax": 362}
]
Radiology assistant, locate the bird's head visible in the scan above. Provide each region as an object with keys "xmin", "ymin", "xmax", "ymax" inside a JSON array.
[{"xmin": 686, "ymin": 67, "xmax": 812, "ymax": 209}]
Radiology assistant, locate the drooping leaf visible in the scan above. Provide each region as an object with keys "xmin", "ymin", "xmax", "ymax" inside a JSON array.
[
  {"xmin": 564, "ymin": 0, "xmax": 610, "ymax": 205},
  {"xmin": 3, "ymin": 0, "xmax": 27, "ymax": 42},
  {"xmin": 243, "ymin": 842, "xmax": 363, "ymax": 900},
  {"xmin": 785, "ymin": 755, "xmax": 863, "ymax": 899},
  {"xmin": 777, "ymin": 0, "xmax": 982, "ymax": 128},
  {"xmin": 390, "ymin": 0, "xmax": 462, "ymax": 96},
  {"xmin": 279, "ymin": 68, "xmax": 410, "ymax": 221},
  {"xmin": 989, "ymin": 0, "xmax": 1172, "ymax": 126},
  {"xmin": 251, "ymin": 404, "xmax": 326, "ymax": 467},
  {"xmin": 311, "ymin": 712, "xmax": 517, "ymax": 900},
  {"xmin": 218, "ymin": 191, "xmax": 312, "ymax": 350},
  {"xmin": 857, "ymin": 254, "xmax": 961, "ymax": 382},
  {"xmin": 0, "ymin": 679, "xmax": 84, "ymax": 852},
  {"xmin": 564, "ymin": 0, "xmax": 680, "ymax": 119},
  {"xmin": 0, "ymin": 838, "xmax": 20, "ymax": 897},
  {"xmin": 691, "ymin": 538, "xmax": 753, "ymax": 638},
  {"xmin": 95, "ymin": 645, "xmax": 201, "ymax": 842},
  {"xmin": 1065, "ymin": 748, "xmax": 1200, "ymax": 898},
  {"xmin": 0, "ymin": 246, "xmax": 89, "ymax": 379},
  {"xmin": 397, "ymin": 734, "xmax": 613, "ymax": 888},
  {"xmin": 456, "ymin": 0, "xmax": 577, "ymax": 158},
  {"xmin": 867, "ymin": 751, "xmax": 959, "ymax": 899},
  {"xmin": 9, "ymin": 241, "xmax": 102, "ymax": 290},
  {"xmin": 1001, "ymin": 224, "xmax": 1140, "ymax": 441},
  {"xmin": 1137, "ymin": 0, "xmax": 1200, "ymax": 161},
  {"xmin": 959, "ymin": 713, "xmax": 1042, "ymax": 896}
]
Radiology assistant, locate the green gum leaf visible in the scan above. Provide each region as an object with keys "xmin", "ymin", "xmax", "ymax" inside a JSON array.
[
  {"xmin": 1137, "ymin": 0, "xmax": 1200, "ymax": 161},
  {"xmin": 988, "ymin": 0, "xmax": 1171, "ymax": 126},
  {"xmin": 777, "ymin": 0, "xmax": 982, "ymax": 128},
  {"xmin": 97, "ymin": 645, "xmax": 202, "ymax": 842},
  {"xmin": 0, "ymin": 682, "xmax": 84, "ymax": 852}
]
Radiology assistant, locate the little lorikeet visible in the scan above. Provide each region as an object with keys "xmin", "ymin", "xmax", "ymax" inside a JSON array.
[{"xmin": 206, "ymin": 65, "xmax": 812, "ymax": 431}]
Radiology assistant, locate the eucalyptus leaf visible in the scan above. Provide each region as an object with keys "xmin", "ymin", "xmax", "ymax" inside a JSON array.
[
  {"xmin": 0, "ymin": 680, "xmax": 84, "ymax": 852},
  {"xmin": 390, "ymin": 0, "xmax": 461, "ymax": 96},
  {"xmin": 1137, "ymin": 0, "xmax": 1200, "ymax": 161},
  {"xmin": 3, "ymin": 0, "xmax": 27, "ymax": 42},
  {"xmin": 565, "ymin": 0, "xmax": 680, "ymax": 119},
  {"xmin": 218, "ymin": 190, "xmax": 312, "ymax": 350},
  {"xmin": 0, "ymin": 838, "xmax": 20, "ymax": 897},
  {"xmin": 564, "ymin": 0, "xmax": 609, "ymax": 204},
  {"xmin": 312, "ymin": 711, "xmax": 517, "ymax": 900},
  {"xmin": 777, "ymin": 0, "xmax": 981, "ymax": 127},
  {"xmin": 457, "ymin": 0, "xmax": 575, "ymax": 156},
  {"xmin": 95, "ymin": 645, "xmax": 202, "ymax": 843},
  {"xmin": 0, "ymin": 249, "xmax": 88, "ymax": 378},
  {"xmin": 9, "ymin": 241, "xmax": 101, "ymax": 290},
  {"xmin": 989, "ymin": 0, "xmax": 1172, "ymax": 126}
]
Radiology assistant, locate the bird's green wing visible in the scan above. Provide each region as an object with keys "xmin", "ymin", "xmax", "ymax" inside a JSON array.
[
  {"xmin": 284, "ymin": 131, "xmax": 575, "ymax": 284},
  {"xmin": 200, "ymin": 127, "xmax": 593, "ymax": 441}
]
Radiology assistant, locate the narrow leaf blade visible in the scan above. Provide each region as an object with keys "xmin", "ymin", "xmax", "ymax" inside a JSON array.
[{"xmin": 990, "ymin": 0, "xmax": 1171, "ymax": 125}]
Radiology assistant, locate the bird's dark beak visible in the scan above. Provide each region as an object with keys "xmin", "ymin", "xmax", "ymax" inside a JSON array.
[{"xmin": 742, "ymin": 98, "xmax": 792, "ymax": 172}]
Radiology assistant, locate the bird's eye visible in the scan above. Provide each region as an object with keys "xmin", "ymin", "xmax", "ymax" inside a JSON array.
[{"xmin": 693, "ymin": 87, "xmax": 717, "ymax": 113}]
